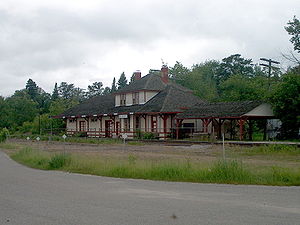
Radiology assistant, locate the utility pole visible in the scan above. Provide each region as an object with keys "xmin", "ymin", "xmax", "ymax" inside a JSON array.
[{"xmin": 259, "ymin": 58, "xmax": 280, "ymax": 90}]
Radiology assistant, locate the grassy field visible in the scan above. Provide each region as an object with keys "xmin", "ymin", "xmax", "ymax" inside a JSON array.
[{"xmin": 1, "ymin": 140, "xmax": 299, "ymax": 186}]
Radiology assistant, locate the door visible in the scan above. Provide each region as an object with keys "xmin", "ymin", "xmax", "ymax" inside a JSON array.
[
  {"xmin": 105, "ymin": 120, "xmax": 113, "ymax": 138},
  {"xmin": 79, "ymin": 121, "xmax": 86, "ymax": 131}
]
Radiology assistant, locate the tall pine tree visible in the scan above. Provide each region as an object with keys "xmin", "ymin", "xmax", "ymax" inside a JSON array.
[
  {"xmin": 25, "ymin": 78, "xmax": 38, "ymax": 101},
  {"xmin": 51, "ymin": 83, "xmax": 59, "ymax": 101},
  {"xmin": 117, "ymin": 72, "xmax": 128, "ymax": 89},
  {"xmin": 111, "ymin": 77, "xmax": 117, "ymax": 93}
]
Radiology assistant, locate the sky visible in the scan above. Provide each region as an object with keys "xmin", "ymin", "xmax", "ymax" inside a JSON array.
[{"xmin": 0, "ymin": 0, "xmax": 299, "ymax": 97}]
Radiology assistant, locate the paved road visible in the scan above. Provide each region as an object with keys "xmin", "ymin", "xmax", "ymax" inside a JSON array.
[{"xmin": 0, "ymin": 151, "xmax": 299, "ymax": 225}]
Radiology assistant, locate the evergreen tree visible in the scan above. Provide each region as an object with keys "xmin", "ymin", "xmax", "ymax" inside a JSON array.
[
  {"xmin": 102, "ymin": 87, "xmax": 111, "ymax": 95},
  {"xmin": 25, "ymin": 78, "xmax": 38, "ymax": 101},
  {"xmin": 117, "ymin": 72, "xmax": 128, "ymax": 89},
  {"xmin": 130, "ymin": 73, "xmax": 135, "ymax": 84},
  {"xmin": 87, "ymin": 82, "xmax": 103, "ymax": 98},
  {"xmin": 51, "ymin": 83, "xmax": 59, "ymax": 101},
  {"xmin": 111, "ymin": 77, "xmax": 117, "ymax": 93},
  {"xmin": 285, "ymin": 16, "xmax": 300, "ymax": 53}
]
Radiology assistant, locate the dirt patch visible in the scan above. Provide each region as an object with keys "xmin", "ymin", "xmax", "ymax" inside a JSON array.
[{"xmin": 5, "ymin": 139, "xmax": 300, "ymax": 170}]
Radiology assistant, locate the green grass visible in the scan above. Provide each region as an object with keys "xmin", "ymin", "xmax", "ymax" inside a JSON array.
[
  {"xmin": 0, "ymin": 142, "xmax": 22, "ymax": 150},
  {"xmin": 229, "ymin": 144, "xmax": 300, "ymax": 156},
  {"xmin": 8, "ymin": 146, "xmax": 300, "ymax": 186}
]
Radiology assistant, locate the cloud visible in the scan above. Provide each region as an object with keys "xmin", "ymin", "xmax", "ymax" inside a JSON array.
[{"xmin": 0, "ymin": 0, "xmax": 299, "ymax": 96}]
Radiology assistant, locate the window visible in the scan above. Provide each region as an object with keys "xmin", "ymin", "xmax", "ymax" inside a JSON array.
[
  {"xmin": 132, "ymin": 92, "xmax": 139, "ymax": 105},
  {"xmin": 120, "ymin": 94, "xmax": 126, "ymax": 106},
  {"xmin": 69, "ymin": 119, "xmax": 75, "ymax": 123}
]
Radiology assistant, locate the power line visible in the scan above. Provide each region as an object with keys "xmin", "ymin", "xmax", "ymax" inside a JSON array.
[{"xmin": 259, "ymin": 58, "xmax": 280, "ymax": 90}]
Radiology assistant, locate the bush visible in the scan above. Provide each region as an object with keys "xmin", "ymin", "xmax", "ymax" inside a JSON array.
[
  {"xmin": 143, "ymin": 132, "xmax": 155, "ymax": 139},
  {"xmin": 48, "ymin": 153, "xmax": 71, "ymax": 169},
  {"xmin": 0, "ymin": 128, "xmax": 9, "ymax": 143},
  {"xmin": 74, "ymin": 132, "xmax": 88, "ymax": 137}
]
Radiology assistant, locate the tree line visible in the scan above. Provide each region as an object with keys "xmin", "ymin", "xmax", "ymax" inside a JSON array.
[{"xmin": 0, "ymin": 16, "xmax": 299, "ymax": 139}]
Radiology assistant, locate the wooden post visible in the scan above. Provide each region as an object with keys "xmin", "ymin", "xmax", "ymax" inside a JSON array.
[
  {"xmin": 263, "ymin": 119, "xmax": 267, "ymax": 141},
  {"xmin": 238, "ymin": 118, "xmax": 246, "ymax": 141},
  {"xmin": 230, "ymin": 119, "xmax": 233, "ymax": 140},
  {"xmin": 248, "ymin": 119, "xmax": 253, "ymax": 141},
  {"xmin": 175, "ymin": 119, "xmax": 183, "ymax": 139},
  {"xmin": 159, "ymin": 114, "xmax": 169, "ymax": 140}
]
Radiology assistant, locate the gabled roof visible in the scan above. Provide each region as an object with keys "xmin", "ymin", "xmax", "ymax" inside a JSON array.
[
  {"xmin": 137, "ymin": 86, "xmax": 204, "ymax": 113},
  {"xmin": 177, "ymin": 101, "xmax": 272, "ymax": 119}
]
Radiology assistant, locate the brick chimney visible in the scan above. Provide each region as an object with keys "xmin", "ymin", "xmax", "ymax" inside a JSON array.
[
  {"xmin": 133, "ymin": 70, "xmax": 141, "ymax": 81},
  {"xmin": 161, "ymin": 65, "xmax": 169, "ymax": 83}
]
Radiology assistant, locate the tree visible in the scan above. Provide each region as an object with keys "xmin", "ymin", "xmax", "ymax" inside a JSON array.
[
  {"xmin": 111, "ymin": 77, "xmax": 117, "ymax": 93},
  {"xmin": 87, "ymin": 82, "xmax": 103, "ymax": 98},
  {"xmin": 117, "ymin": 72, "xmax": 128, "ymax": 89},
  {"xmin": 58, "ymin": 82, "xmax": 85, "ymax": 102},
  {"xmin": 129, "ymin": 73, "xmax": 135, "ymax": 84},
  {"xmin": 285, "ymin": 16, "xmax": 300, "ymax": 53},
  {"xmin": 102, "ymin": 87, "xmax": 111, "ymax": 95},
  {"xmin": 188, "ymin": 61, "xmax": 219, "ymax": 101},
  {"xmin": 220, "ymin": 75, "xmax": 269, "ymax": 102},
  {"xmin": 169, "ymin": 61, "xmax": 190, "ymax": 86},
  {"xmin": 270, "ymin": 72, "xmax": 300, "ymax": 139},
  {"xmin": 0, "ymin": 96, "xmax": 9, "ymax": 128},
  {"xmin": 216, "ymin": 54, "xmax": 254, "ymax": 85},
  {"xmin": 58, "ymin": 82, "xmax": 76, "ymax": 99},
  {"xmin": 52, "ymin": 83, "xmax": 59, "ymax": 101},
  {"xmin": 5, "ymin": 91, "xmax": 38, "ymax": 129},
  {"xmin": 25, "ymin": 78, "xmax": 38, "ymax": 101}
]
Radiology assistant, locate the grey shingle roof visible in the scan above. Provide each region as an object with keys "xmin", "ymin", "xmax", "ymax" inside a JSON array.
[
  {"xmin": 57, "ymin": 73, "xmax": 205, "ymax": 117},
  {"xmin": 58, "ymin": 94, "xmax": 115, "ymax": 117},
  {"xmin": 177, "ymin": 101, "xmax": 263, "ymax": 119},
  {"xmin": 137, "ymin": 86, "xmax": 205, "ymax": 113}
]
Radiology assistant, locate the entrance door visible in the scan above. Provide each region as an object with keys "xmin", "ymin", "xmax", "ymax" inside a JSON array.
[
  {"xmin": 105, "ymin": 120, "xmax": 113, "ymax": 138},
  {"xmin": 79, "ymin": 121, "xmax": 86, "ymax": 131}
]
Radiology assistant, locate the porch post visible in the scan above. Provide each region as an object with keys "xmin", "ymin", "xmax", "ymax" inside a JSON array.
[
  {"xmin": 248, "ymin": 119, "xmax": 253, "ymax": 141},
  {"xmin": 230, "ymin": 119, "xmax": 233, "ymax": 140},
  {"xmin": 160, "ymin": 114, "xmax": 169, "ymax": 140},
  {"xmin": 175, "ymin": 119, "xmax": 183, "ymax": 139},
  {"xmin": 238, "ymin": 118, "xmax": 246, "ymax": 141}
]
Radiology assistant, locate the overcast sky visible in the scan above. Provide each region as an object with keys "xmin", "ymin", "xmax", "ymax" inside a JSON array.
[{"xmin": 0, "ymin": 0, "xmax": 299, "ymax": 96}]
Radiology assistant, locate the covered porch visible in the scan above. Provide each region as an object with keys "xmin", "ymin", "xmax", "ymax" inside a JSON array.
[{"xmin": 175, "ymin": 101, "xmax": 277, "ymax": 141}]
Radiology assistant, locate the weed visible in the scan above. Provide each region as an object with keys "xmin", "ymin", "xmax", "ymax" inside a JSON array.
[
  {"xmin": 128, "ymin": 154, "xmax": 137, "ymax": 165},
  {"xmin": 48, "ymin": 153, "xmax": 71, "ymax": 169},
  {"xmin": 6, "ymin": 146, "xmax": 300, "ymax": 186}
]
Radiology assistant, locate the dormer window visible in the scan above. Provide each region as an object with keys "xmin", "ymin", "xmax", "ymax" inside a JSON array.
[
  {"xmin": 132, "ymin": 92, "xmax": 139, "ymax": 105},
  {"xmin": 120, "ymin": 94, "xmax": 126, "ymax": 106}
]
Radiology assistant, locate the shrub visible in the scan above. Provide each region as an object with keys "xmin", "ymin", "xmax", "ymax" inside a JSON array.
[
  {"xmin": 0, "ymin": 128, "xmax": 9, "ymax": 143},
  {"xmin": 48, "ymin": 153, "xmax": 71, "ymax": 169},
  {"xmin": 208, "ymin": 160, "xmax": 252, "ymax": 183},
  {"xmin": 143, "ymin": 132, "xmax": 155, "ymax": 139},
  {"xmin": 74, "ymin": 132, "xmax": 88, "ymax": 137}
]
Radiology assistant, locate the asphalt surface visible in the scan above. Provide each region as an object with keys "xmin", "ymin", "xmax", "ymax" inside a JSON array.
[{"xmin": 0, "ymin": 150, "xmax": 299, "ymax": 225}]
